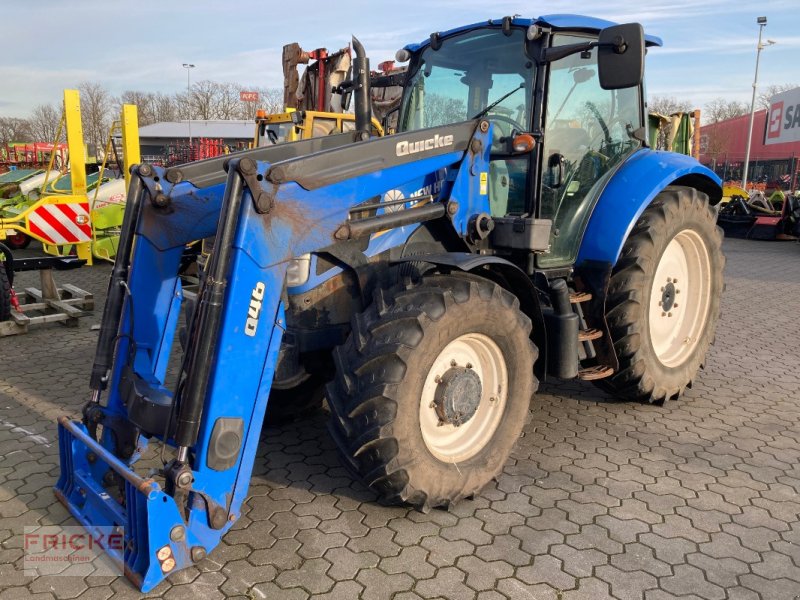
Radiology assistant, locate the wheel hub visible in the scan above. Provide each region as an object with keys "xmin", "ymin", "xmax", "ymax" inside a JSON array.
[
  {"xmin": 433, "ymin": 366, "xmax": 482, "ymax": 427},
  {"xmin": 660, "ymin": 280, "xmax": 677, "ymax": 312}
]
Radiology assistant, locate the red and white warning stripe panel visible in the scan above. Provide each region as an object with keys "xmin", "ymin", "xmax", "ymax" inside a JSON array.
[{"xmin": 27, "ymin": 202, "xmax": 92, "ymax": 245}]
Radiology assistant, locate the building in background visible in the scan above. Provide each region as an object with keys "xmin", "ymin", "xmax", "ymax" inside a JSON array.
[
  {"xmin": 699, "ymin": 87, "xmax": 800, "ymax": 191},
  {"xmin": 135, "ymin": 120, "xmax": 255, "ymax": 165}
]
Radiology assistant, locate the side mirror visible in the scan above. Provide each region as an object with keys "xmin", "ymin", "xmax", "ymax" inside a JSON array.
[
  {"xmin": 341, "ymin": 88, "xmax": 353, "ymax": 112},
  {"xmin": 598, "ymin": 23, "xmax": 644, "ymax": 90}
]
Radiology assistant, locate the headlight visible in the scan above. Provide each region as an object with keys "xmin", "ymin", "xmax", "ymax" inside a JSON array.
[{"xmin": 286, "ymin": 254, "xmax": 311, "ymax": 288}]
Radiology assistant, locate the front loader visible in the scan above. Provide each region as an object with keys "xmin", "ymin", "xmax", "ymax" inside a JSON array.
[{"xmin": 56, "ymin": 15, "xmax": 724, "ymax": 591}]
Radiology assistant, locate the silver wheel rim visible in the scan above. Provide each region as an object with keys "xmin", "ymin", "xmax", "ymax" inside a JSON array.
[
  {"xmin": 419, "ymin": 333, "xmax": 508, "ymax": 462},
  {"xmin": 648, "ymin": 229, "xmax": 711, "ymax": 367}
]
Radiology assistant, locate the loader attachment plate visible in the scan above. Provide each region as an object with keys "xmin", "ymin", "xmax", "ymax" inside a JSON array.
[{"xmin": 55, "ymin": 417, "xmax": 207, "ymax": 591}]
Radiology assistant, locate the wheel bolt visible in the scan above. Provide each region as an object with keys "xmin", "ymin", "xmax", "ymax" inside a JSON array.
[
  {"xmin": 673, "ymin": 278, "xmax": 678, "ymax": 283},
  {"xmin": 466, "ymin": 362, "xmax": 473, "ymax": 369},
  {"xmin": 676, "ymin": 289, "xmax": 680, "ymax": 294},
  {"xmin": 450, "ymin": 360, "xmax": 457, "ymax": 367},
  {"xmin": 429, "ymin": 402, "xmax": 436, "ymax": 408},
  {"xmin": 667, "ymin": 277, "xmax": 672, "ymax": 283},
  {"xmin": 668, "ymin": 312, "xmax": 673, "ymax": 317},
  {"xmin": 673, "ymin": 303, "xmax": 679, "ymax": 308},
  {"xmin": 434, "ymin": 375, "xmax": 441, "ymax": 383},
  {"xmin": 662, "ymin": 312, "xmax": 666, "ymax": 317}
]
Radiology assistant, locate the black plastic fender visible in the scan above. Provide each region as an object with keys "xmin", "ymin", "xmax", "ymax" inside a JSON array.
[{"xmin": 394, "ymin": 252, "xmax": 548, "ymax": 380}]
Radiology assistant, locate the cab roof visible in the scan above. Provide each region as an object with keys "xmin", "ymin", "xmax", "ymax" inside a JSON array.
[{"xmin": 403, "ymin": 14, "xmax": 663, "ymax": 53}]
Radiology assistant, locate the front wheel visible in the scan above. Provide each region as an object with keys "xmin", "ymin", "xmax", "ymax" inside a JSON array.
[
  {"xmin": 327, "ymin": 273, "xmax": 538, "ymax": 509},
  {"xmin": 597, "ymin": 186, "xmax": 724, "ymax": 403}
]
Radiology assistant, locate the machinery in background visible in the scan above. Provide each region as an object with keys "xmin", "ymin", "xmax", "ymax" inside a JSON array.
[
  {"xmin": 717, "ymin": 188, "xmax": 800, "ymax": 240},
  {"xmin": 0, "ymin": 90, "xmax": 140, "ymax": 263},
  {"xmin": 255, "ymin": 41, "xmax": 400, "ymax": 146},
  {"xmin": 0, "ymin": 142, "xmax": 67, "ymax": 174},
  {"xmin": 647, "ymin": 110, "xmax": 701, "ymax": 157}
]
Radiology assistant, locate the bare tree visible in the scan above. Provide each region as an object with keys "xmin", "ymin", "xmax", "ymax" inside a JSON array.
[
  {"xmin": 78, "ymin": 81, "xmax": 113, "ymax": 158},
  {"xmin": 758, "ymin": 83, "xmax": 798, "ymax": 110},
  {"xmin": 116, "ymin": 90, "xmax": 158, "ymax": 126},
  {"xmin": 647, "ymin": 95, "xmax": 693, "ymax": 117},
  {"xmin": 704, "ymin": 98, "xmax": 748, "ymax": 124},
  {"xmin": 28, "ymin": 103, "xmax": 63, "ymax": 143},
  {"xmin": 215, "ymin": 83, "xmax": 241, "ymax": 120},
  {"xmin": 423, "ymin": 94, "xmax": 467, "ymax": 128},
  {"xmin": 0, "ymin": 117, "xmax": 33, "ymax": 146},
  {"xmin": 259, "ymin": 88, "xmax": 284, "ymax": 114},
  {"xmin": 190, "ymin": 80, "xmax": 221, "ymax": 120},
  {"xmin": 152, "ymin": 93, "xmax": 179, "ymax": 122}
]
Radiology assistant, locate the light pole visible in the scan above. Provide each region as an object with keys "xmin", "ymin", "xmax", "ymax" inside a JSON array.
[
  {"xmin": 742, "ymin": 17, "xmax": 775, "ymax": 190},
  {"xmin": 182, "ymin": 63, "xmax": 195, "ymax": 146}
]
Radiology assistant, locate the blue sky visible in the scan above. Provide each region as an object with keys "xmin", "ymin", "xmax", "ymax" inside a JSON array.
[{"xmin": 1, "ymin": 0, "xmax": 797, "ymax": 117}]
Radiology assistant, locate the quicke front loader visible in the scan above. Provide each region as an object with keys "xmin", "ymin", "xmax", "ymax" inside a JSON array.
[{"xmin": 56, "ymin": 16, "xmax": 724, "ymax": 590}]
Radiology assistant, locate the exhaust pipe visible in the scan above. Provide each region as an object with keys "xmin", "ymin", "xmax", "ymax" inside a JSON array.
[{"xmin": 352, "ymin": 36, "xmax": 371, "ymax": 137}]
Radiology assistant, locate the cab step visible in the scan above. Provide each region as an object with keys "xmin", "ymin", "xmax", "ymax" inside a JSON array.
[
  {"xmin": 578, "ymin": 328, "xmax": 602, "ymax": 342},
  {"xmin": 577, "ymin": 365, "xmax": 614, "ymax": 380},
  {"xmin": 570, "ymin": 291, "xmax": 592, "ymax": 304}
]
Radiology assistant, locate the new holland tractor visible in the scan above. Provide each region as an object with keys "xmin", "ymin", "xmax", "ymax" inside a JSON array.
[{"xmin": 56, "ymin": 15, "xmax": 724, "ymax": 590}]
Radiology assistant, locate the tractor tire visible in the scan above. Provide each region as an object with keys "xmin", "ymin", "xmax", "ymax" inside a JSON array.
[
  {"xmin": 597, "ymin": 186, "xmax": 724, "ymax": 403},
  {"xmin": 327, "ymin": 272, "xmax": 538, "ymax": 510},
  {"xmin": 265, "ymin": 375, "xmax": 326, "ymax": 424},
  {"xmin": 0, "ymin": 263, "xmax": 11, "ymax": 322},
  {"xmin": 5, "ymin": 232, "xmax": 31, "ymax": 250}
]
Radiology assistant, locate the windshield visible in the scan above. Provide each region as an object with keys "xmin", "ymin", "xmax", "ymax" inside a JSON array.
[
  {"xmin": 399, "ymin": 28, "xmax": 534, "ymax": 135},
  {"xmin": 257, "ymin": 122, "xmax": 294, "ymax": 146}
]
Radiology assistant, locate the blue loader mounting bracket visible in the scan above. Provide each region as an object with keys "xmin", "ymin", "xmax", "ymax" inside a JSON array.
[{"xmin": 54, "ymin": 118, "xmax": 493, "ymax": 591}]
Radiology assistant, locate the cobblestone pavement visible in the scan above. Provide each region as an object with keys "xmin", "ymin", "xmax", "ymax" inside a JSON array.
[{"xmin": 1, "ymin": 238, "xmax": 799, "ymax": 599}]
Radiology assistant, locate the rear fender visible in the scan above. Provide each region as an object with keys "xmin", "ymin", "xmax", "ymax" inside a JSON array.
[
  {"xmin": 394, "ymin": 253, "xmax": 548, "ymax": 380},
  {"xmin": 576, "ymin": 149, "xmax": 722, "ymax": 267}
]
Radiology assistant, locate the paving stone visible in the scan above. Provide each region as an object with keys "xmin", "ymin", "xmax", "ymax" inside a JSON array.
[
  {"xmin": 275, "ymin": 558, "xmax": 334, "ymax": 594},
  {"xmin": 5, "ymin": 239, "xmax": 800, "ymax": 599},
  {"xmin": 660, "ymin": 563, "xmax": 726, "ymax": 600},
  {"xmin": 595, "ymin": 565, "xmax": 658, "ymax": 600},
  {"xmin": 379, "ymin": 546, "xmax": 434, "ymax": 579},
  {"xmin": 517, "ymin": 555, "xmax": 576, "ymax": 592},
  {"xmin": 323, "ymin": 547, "xmax": 379, "ymax": 581},
  {"xmin": 354, "ymin": 569, "xmax": 414, "ymax": 600},
  {"xmin": 456, "ymin": 555, "xmax": 514, "ymax": 591}
]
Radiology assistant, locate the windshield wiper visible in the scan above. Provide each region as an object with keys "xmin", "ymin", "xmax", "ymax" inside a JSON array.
[{"xmin": 471, "ymin": 83, "xmax": 525, "ymax": 120}]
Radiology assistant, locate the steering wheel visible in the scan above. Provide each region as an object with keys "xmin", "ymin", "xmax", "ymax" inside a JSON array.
[{"xmin": 487, "ymin": 113, "xmax": 526, "ymax": 146}]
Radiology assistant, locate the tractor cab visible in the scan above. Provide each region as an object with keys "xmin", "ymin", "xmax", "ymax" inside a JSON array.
[{"xmin": 396, "ymin": 16, "xmax": 653, "ymax": 267}]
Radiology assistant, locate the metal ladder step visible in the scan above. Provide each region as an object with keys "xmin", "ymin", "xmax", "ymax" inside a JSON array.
[
  {"xmin": 577, "ymin": 365, "xmax": 614, "ymax": 381},
  {"xmin": 570, "ymin": 291, "xmax": 592, "ymax": 304},
  {"xmin": 578, "ymin": 328, "xmax": 602, "ymax": 342}
]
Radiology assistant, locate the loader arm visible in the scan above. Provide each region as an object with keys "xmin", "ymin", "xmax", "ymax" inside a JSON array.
[{"xmin": 56, "ymin": 119, "xmax": 493, "ymax": 591}]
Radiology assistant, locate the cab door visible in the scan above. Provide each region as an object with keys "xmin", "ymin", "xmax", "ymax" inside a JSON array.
[{"xmin": 536, "ymin": 33, "xmax": 643, "ymax": 268}]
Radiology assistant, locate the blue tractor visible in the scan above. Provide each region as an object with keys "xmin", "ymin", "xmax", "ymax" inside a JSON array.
[{"xmin": 56, "ymin": 15, "xmax": 724, "ymax": 590}]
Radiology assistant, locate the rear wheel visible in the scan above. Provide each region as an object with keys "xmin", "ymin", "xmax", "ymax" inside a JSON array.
[
  {"xmin": 0, "ymin": 263, "xmax": 11, "ymax": 322},
  {"xmin": 597, "ymin": 186, "xmax": 724, "ymax": 403},
  {"xmin": 327, "ymin": 273, "xmax": 538, "ymax": 509}
]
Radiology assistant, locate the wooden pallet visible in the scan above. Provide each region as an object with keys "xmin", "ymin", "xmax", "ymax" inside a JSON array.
[{"xmin": 0, "ymin": 269, "xmax": 93, "ymax": 337}]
